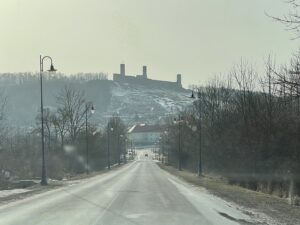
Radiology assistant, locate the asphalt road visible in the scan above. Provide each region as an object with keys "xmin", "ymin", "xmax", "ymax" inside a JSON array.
[{"xmin": 0, "ymin": 149, "xmax": 254, "ymax": 225}]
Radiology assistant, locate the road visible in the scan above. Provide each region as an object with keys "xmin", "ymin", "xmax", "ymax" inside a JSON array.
[{"xmin": 0, "ymin": 149, "xmax": 254, "ymax": 225}]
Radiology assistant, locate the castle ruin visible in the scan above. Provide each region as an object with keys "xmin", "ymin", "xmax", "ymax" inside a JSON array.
[{"xmin": 113, "ymin": 64, "xmax": 182, "ymax": 88}]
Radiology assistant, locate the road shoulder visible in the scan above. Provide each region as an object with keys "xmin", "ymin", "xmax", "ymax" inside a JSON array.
[
  {"xmin": 158, "ymin": 163, "xmax": 300, "ymax": 225},
  {"xmin": 0, "ymin": 162, "xmax": 130, "ymax": 206}
]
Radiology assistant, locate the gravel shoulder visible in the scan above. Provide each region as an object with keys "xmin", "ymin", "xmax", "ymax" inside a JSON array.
[{"xmin": 158, "ymin": 163, "xmax": 300, "ymax": 225}]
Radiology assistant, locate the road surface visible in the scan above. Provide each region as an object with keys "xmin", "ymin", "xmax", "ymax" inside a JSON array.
[{"xmin": 0, "ymin": 149, "xmax": 254, "ymax": 225}]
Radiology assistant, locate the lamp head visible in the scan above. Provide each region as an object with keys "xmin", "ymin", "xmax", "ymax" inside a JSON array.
[
  {"xmin": 190, "ymin": 91, "xmax": 195, "ymax": 99},
  {"xmin": 48, "ymin": 64, "xmax": 57, "ymax": 72},
  {"xmin": 91, "ymin": 105, "xmax": 95, "ymax": 114}
]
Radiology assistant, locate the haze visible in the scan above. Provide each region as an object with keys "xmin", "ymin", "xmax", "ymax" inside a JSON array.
[{"xmin": 0, "ymin": 0, "xmax": 298, "ymax": 87}]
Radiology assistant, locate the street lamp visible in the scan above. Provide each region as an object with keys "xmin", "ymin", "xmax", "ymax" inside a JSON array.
[
  {"xmin": 158, "ymin": 136, "xmax": 162, "ymax": 162},
  {"xmin": 119, "ymin": 134, "xmax": 127, "ymax": 164},
  {"xmin": 130, "ymin": 140, "xmax": 133, "ymax": 155},
  {"xmin": 39, "ymin": 55, "xmax": 57, "ymax": 186},
  {"xmin": 107, "ymin": 124, "xmax": 113, "ymax": 170},
  {"xmin": 118, "ymin": 134, "xmax": 123, "ymax": 165},
  {"xmin": 125, "ymin": 138, "xmax": 129, "ymax": 161},
  {"xmin": 190, "ymin": 90, "xmax": 203, "ymax": 176},
  {"xmin": 85, "ymin": 103, "xmax": 95, "ymax": 174},
  {"xmin": 174, "ymin": 115, "xmax": 184, "ymax": 171},
  {"xmin": 164, "ymin": 130, "xmax": 169, "ymax": 165}
]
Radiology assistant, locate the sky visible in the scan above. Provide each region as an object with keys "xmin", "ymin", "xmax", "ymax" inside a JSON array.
[{"xmin": 0, "ymin": 0, "xmax": 299, "ymax": 87}]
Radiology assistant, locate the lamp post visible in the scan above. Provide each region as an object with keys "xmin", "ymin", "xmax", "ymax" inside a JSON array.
[
  {"xmin": 158, "ymin": 136, "xmax": 162, "ymax": 162},
  {"xmin": 190, "ymin": 90, "xmax": 203, "ymax": 176},
  {"xmin": 107, "ymin": 124, "xmax": 113, "ymax": 170},
  {"xmin": 85, "ymin": 103, "xmax": 95, "ymax": 174},
  {"xmin": 174, "ymin": 115, "xmax": 184, "ymax": 171},
  {"xmin": 125, "ymin": 138, "xmax": 128, "ymax": 161},
  {"xmin": 118, "ymin": 134, "xmax": 123, "ymax": 165},
  {"xmin": 164, "ymin": 130, "xmax": 169, "ymax": 165},
  {"xmin": 39, "ymin": 55, "xmax": 57, "ymax": 186}
]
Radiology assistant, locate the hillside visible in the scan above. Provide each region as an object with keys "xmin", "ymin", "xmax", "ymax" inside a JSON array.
[
  {"xmin": 0, "ymin": 74, "xmax": 191, "ymax": 128},
  {"xmin": 107, "ymin": 81, "xmax": 191, "ymax": 126}
]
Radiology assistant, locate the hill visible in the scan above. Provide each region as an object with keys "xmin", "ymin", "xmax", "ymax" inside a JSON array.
[{"xmin": 0, "ymin": 73, "xmax": 191, "ymax": 128}]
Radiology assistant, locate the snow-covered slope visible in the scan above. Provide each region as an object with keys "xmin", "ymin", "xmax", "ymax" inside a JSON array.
[
  {"xmin": 1, "ymin": 77, "xmax": 191, "ymax": 127},
  {"xmin": 104, "ymin": 82, "xmax": 192, "ymax": 125}
]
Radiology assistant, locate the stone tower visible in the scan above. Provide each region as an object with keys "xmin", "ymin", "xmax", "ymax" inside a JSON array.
[
  {"xmin": 143, "ymin": 66, "xmax": 147, "ymax": 79},
  {"xmin": 177, "ymin": 74, "xmax": 182, "ymax": 87},
  {"xmin": 120, "ymin": 64, "xmax": 125, "ymax": 76}
]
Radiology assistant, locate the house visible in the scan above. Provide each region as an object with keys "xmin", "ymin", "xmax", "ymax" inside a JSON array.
[{"xmin": 127, "ymin": 124, "xmax": 165, "ymax": 146}]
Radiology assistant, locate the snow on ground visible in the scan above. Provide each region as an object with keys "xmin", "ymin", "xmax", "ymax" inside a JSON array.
[
  {"xmin": 107, "ymin": 83, "xmax": 192, "ymax": 124},
  {"xmin": 158, "ymin": 166, "xmax": 280, "ymax": 225},
  {"xmin": 0, "ymin": 189, "xmax": 31, "ymax": 198}
]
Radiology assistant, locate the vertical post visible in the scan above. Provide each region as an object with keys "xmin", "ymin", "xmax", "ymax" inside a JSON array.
[
  {"xmin": 124, "ymin": 138, "xmax": 127, "ymax": 163},
  {"xmin": 40, "ymin": 55, "xmax": 47, "ymax": 186},
  {"xmin": 117, "ymin": 133, "xmax": 121, "ymax": 165},
  {"xmin": 178, "ymin": 118, "xmax": 182, "ymax": 171},
  {"xmin": 167, "ymin": 134, "xmax": 169, "ymax": 165},
  {"xmin": 164, "ymin": 130, "xmax": 169, "ymax": 165},
  {"xmin": 123, "ymin": 138, "xmax": 126, "ymax": 162},
  {"xmin": 297, "ymin": 86, "xmax": 300, "ymax": 116},
  {"xmin": 10, "ymin": 136, "xmax": 13, "ymax": 151},
  {"xmin": 198, "ymin": 119, "xmax": 202, "ymax": 176},
  {"xmin": 107, "ymin": 124, "xmax": 111, "ymax": 170},
  {"xmin": 197, "ymin": 92, "xmax": 202, "ymax": 176},
  {"xmin": 85, "ymin": 104, "xmax": 89, "ymax": 174},
  {"xmin": 159, "ymin": 141, "xmax": 161, "ymax": 161}
]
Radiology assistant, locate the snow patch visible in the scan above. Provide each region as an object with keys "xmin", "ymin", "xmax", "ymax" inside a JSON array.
[{"xmin": 0, "ymin": 189, "xmax": 31, "ymax": 198}]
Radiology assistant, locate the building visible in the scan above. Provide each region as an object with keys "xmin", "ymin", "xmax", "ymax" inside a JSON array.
[
  {"xmin": 127, "ymin": 124, "xmax": 165, "ymax": 146},
  {"xmin": 113, "ymin": 64, "xmax": 182, "ymax": 88}
]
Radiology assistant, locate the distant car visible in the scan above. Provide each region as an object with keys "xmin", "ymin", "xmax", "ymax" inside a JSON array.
[{"xmin": 145, "ymin": 153, "xmax": 148, "ymax": 157}]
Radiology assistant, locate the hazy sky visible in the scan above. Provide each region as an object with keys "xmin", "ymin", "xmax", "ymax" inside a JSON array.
[{"xmin": 0, "ymin": 0, "xmax": 299, "ymax": 87}]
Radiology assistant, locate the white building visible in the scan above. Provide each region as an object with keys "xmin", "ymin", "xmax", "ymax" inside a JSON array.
[{"xmin": 128, "ymin": 124, "xmax": 164, "ymax": 146}]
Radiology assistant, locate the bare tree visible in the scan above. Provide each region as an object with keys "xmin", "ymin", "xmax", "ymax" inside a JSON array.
[
  {"xmin": 51, "ymin": 112, "xmax": 68, "ymax": 147},
  {"xmin": 267, "ymin": 0, "xmax": 300, "ymax": 39},
  {"xmin": 0, "ymin": 93, "xmax": 6, "ymax": 121},
  {"xmin": 271, "ymin": 52, "xmax": 300, "ymax": 101},
  {"xmin": 0, "ymin": 92, "xmax": 7, "ymax": 147},
  {"xmin": 56, "ymin": 85, "xmax": 87, "ymax": 143},
  {"xmin": 106, "ymin": 115, "xmax": 127, "ymax": 165}
]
